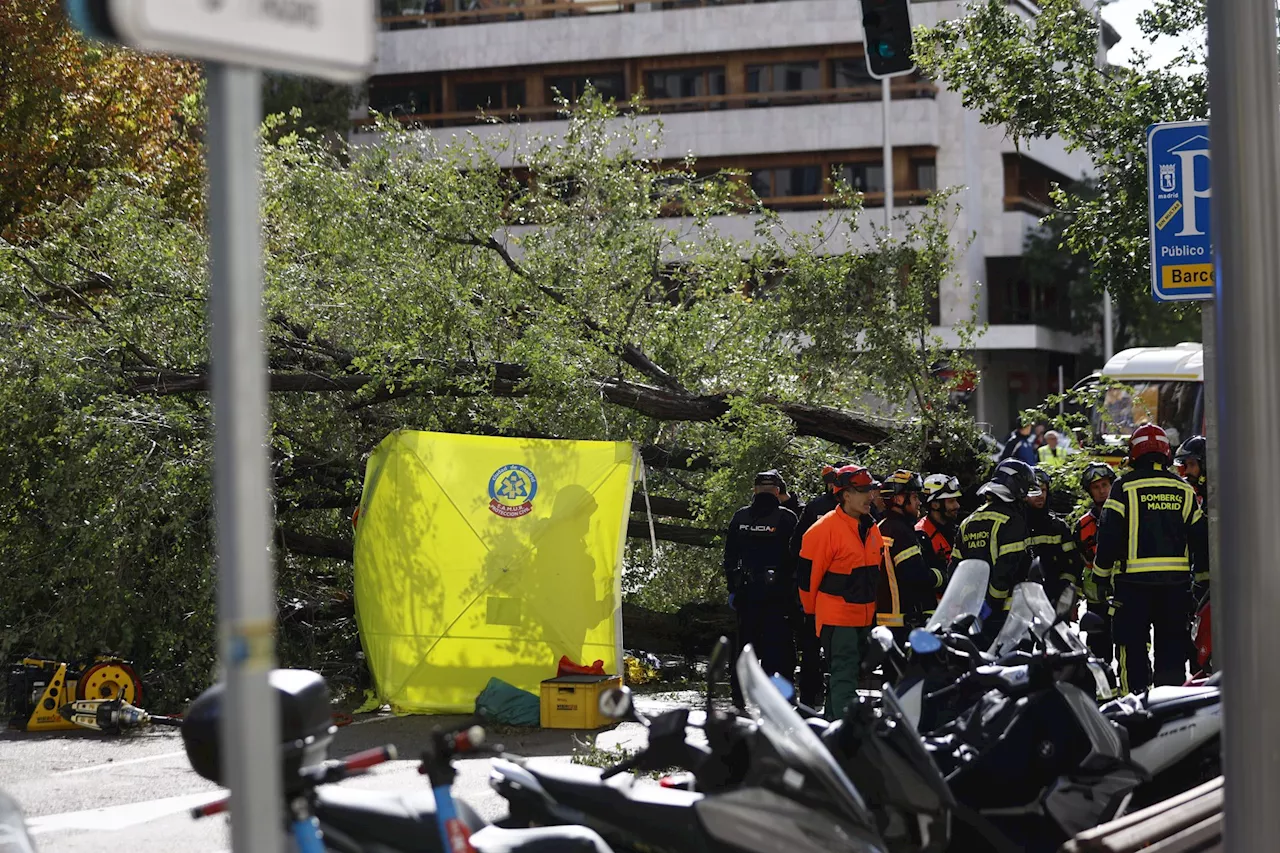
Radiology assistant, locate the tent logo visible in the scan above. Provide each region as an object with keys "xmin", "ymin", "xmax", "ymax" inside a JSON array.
[{"xmin": 488, "ymin": 464, "xmax": 538, "ymax": 518}]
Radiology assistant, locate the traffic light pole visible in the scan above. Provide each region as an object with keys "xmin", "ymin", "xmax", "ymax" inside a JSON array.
[
  {"xmin": 882, "ymin": 76, "xmax": 893, "ymax": 232},
  {"xmin": 207, "ymin": 62, "xmax": 284, "ymax": 853},
  {"xmin": 1206, "ymin": 0, "xmax": 1280, "ymax": 847}
]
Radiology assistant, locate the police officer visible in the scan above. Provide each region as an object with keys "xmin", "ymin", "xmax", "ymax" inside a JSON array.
[
  {"xmin": 790, "ymin": 463, "xmax": 840, "ymax": 707},
  {"xmin": 877, "ymin": 470, "xmax": 939, "ymax": 639},
  {"xmin": 800, "ymin": 465, "xmax": 883, "ymax": 720},
  {"xmin": 1095, "ymin": 424, "xmax": 1208, "ymax": 694},
  {"xmin": 1025, "ymin": 467, "xmax": 1081, "ymax": 601},
  {"xmin": 723, "ymin": 470, "xmax": 798, "ymax": 705},
  {"xmin": 917, "ymin": 474, "xmax": 963, "ymax": 587},
  {"xmin": 1075, "ymin": 462, "xmax": 1118, "ymax": 665},
  {"xmin": 951, "ymin": 459, "xmax": 1038, "ymax": 644}
]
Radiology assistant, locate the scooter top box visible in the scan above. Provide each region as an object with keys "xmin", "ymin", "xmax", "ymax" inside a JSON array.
[{"xmin": 539, "ymin": 675, "xmax": 621, "ymax": 730}]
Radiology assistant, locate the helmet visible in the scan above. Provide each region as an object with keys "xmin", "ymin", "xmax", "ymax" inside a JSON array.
[
  {"xmin": 754, "ymin": 470, "xmax": 786, "ymax": 490},
  {"xmin": 1175, "ymin": 435, "xmax": 1207, "ymax": 468},
  {"xmin": 978, "ymin": 459, "xmax": 1041, "ymax": 503},
  {"xmin": 833, "ymin": 465, "xmax": 880, "ymax": 493},
  {"xmin": 922, "ymin": 474, "xmax": 963, "ymax": 505},
  {"xmin": 880, "ymin": 469, "xmax": 924, "ymax": 498},
  {"xmin": 1129, "ymin": 423, "xmax": 1173, "ymax": 463},
  {"xmin": 1081, "ymin": 462, "xmax": 1116, "ymax": 490},
  {"xmin": 821, "ymin": 463, "xmax": 839, "ymax": 492},
  {"xmin": 1032, "ymin": 466, "xmax": 1052, "ymax": 495}
]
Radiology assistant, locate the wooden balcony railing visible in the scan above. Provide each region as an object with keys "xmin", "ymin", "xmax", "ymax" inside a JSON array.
[
  {"xmin": 355, "ymin": 82, "xmax": 939, "ymax": 130},
  {"xmin": 381, "ymin": 0, "xmax": 802, "ymax": 29}
]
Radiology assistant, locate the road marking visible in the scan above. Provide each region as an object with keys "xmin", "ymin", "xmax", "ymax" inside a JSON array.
[
  {"xmin": 54, "ymin": 749, "xmax": 188, "ymax": 776},
  {"xmin": 26, "ymin": 790, "xmax": 226, "ymax": 835}
]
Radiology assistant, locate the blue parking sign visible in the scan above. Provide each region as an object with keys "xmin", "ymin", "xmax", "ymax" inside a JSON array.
[{"xmin": 1147, "ymin": 121, "xmax": 1215, "ymax": 302}]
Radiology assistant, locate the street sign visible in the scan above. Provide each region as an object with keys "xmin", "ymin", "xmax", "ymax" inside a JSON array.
[
  {"xmin": 1147, "ymin": 121, "xmax": 1215, "ymax": 302},
  {"xmin": 67, "ymin": 0, "xmax": 374, "ymax": 83}
]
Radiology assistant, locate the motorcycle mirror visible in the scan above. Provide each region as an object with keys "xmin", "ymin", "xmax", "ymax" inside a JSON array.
[
  {"xmin": 707, "ymin": 636, "xmax": 731, "ymax": 714},
  {"xmin": 909, "ymin": 628, "xmax": 943, "ymax": 655},
  {"xmin": 770, "ymin": 675, "xmax": 796, "ymax": 702},
  {"xmin": 1054, "ymin": 585, "xmax": 1079, "ymax": 624},
  {"xmin": 598, "ymin": 686, "xmax": 634, "ymax": 721},
  {"xmin": 1079, "ymin": 610, "xmax": 1105, "ymax": 634},
  {"xmin": 953, "ymin": 612, "xmax": 979, "ymax": 636}
]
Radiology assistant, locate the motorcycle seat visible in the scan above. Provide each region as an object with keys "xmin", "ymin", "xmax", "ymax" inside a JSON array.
[
  {"xmin": 1142, "ymin": 686, "xmax": 1219, "ymax": 717},
  {"xmin": 524, "ymin": 760, "xmax": 705, "ymax": 848},
  {"xmin": 315, "ymin": 785, "xmax": 485, "ymax": 853}
]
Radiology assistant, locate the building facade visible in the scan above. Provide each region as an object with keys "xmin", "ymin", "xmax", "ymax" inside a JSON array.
[{"xmin": 363, "ymin": 0, "xmax": 1116, "ymax": 433}]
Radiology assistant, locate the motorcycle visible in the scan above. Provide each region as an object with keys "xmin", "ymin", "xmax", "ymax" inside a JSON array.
[
  {"xmin": 181, "ymin": 668, "xmax": 615, "ymax": 853},
  {"xmin": 0, "ymin": 788, "xmax": 36, "ymax": 853},
  {"xmin": 491, "ymin": 639, "xmax": 901, "ymax": 853}
]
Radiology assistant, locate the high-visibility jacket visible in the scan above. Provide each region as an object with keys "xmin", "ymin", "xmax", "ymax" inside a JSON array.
[
  {"xmin": 1095, "ymin": 461, "xmax": 1207, "ymax": 586},
  {"xmin": 791, "ymin": 491, "xmax": 839, "ymax": 615},
  {"xmin": 878, "ymin": 511, "xmax": 943, "ymax": 627},
  {"xmin": 801, "ymin": 508, "xmax": 883, "ymax": 633},
  {"xmin": 1026, "ymin": 507, "xmax": 1081, "ymax": 591},
  {"xmin": 915, "ymin": 515, "xmax": 954, "ymax": 577},
  {"xmin": 950, "ymin": 499, "xmax": 1031, "ymax": 611}
]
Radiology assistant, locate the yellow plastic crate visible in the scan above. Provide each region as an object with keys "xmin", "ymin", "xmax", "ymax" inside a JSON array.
[{"xmin": 539, "ymin": 674, "xmax": 622, "ymax": 729}]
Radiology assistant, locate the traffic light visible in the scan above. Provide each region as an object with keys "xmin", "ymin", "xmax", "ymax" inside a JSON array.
[
  {"xmin": 860, "ymin": 0, "xmax": 916, "ymax": 79},
  {"xmin": 64, "ymin": 0, "xmax": 120, "ymax": 42}
]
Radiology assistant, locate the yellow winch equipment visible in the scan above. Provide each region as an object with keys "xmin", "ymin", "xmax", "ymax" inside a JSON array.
[{"xmin": 5, "ymin": 656, "xmax": 143, "ymax": 732}]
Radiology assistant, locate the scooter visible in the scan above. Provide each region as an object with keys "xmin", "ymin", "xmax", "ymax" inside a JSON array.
[
  {"xmin": 0, "ymin": 788, "xmax": 36, "ymax": 853},
  {"xmin": 181, "ymin": 668, "xmax": 615, "ymax": 853},
  {"xmin": 491, "ymin": 639, "xmax": 900, "ymax": 853}
]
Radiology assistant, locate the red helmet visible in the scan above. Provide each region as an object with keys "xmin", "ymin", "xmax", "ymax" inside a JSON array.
[
  {"xmin": 1129, "ymin": 423, "xmax": 1173, "ymax": 463},
  {"xmin": 821, "ymin": 464, "xmax": 839, "ymax": 493},
  {"xmin": 833, "ymin": 465, "xmax": 880, "ymax": 493}
]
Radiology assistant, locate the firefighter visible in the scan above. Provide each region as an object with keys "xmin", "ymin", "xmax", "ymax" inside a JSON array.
[
  {"xmin": 1025, "ymin": 466, "xmax": 1081, "ymax": 602},
  {"xmin": 723, "ymin": 469, "xmax": 798, "ymax": 706},
  {"xmin": 917, "ymin": 474, "xmax": 963, "ymax": 590},
  {"xmin": 951, "ymin": 459, "xmax": 1038, "ymax": 645},
  {"xmin": 1095, "ymin": 424, "xmax": 1208, "ymax": 694},
  {"xmin": 800, "ymin": 465, "xmax": 883, "ymax": 720},
  {"xmin": 1174, "ymin": 435, "xmax": 1208, "ymax": 505},
  {"xmin": 877, "ymin": 470, "xmax": 939, "ymax": 639},
  {"xmin": 1075, "ymin": 462, "xmax": 1117, "ymax": 665},
  {"xmin": 790, "ymin": 463, "xmax": 840, "ymax": 708}
]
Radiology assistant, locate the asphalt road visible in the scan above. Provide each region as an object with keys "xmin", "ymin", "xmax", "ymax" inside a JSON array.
[{"xmin": 3, "ymin": 693, "xmax": 693, "ymax": 853}]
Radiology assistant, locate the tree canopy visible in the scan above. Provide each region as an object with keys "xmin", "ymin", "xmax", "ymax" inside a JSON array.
[
  {"xmin": 0, "ymin": 1, "xmax": 203, "ymax": 240},
  {"xmin": 0, "ymin": 79, "xmax": 989, "ymax": 704},
  {"xmin": 915, "ymin": 0, "xmax": 1207, "ymax": 348}
]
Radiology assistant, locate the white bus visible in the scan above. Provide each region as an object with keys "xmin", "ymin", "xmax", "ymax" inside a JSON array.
[{"xmin": 1075, "ymin": 342, "xmax": 1204, "ymax": 459}]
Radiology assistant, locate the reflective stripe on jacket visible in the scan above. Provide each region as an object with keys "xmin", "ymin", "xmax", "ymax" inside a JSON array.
[
  {"xmin": 950, "ymin": 500, "xmax": 1031, "ymax": 611},
  {"xmin": 877, "ymin": 511, "xmax": 943, "ymax": 627}
]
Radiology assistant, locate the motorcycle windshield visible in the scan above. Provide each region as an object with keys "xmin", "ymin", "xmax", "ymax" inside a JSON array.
[
  {"xmin": 737, "ymin": 646, "xmax": 875, "ymax": 830},
  {"xmin": 988, "ymin": 582, "xmax": 1057, "ymax": 657},
  {"xmin": 924, "ymin": 560, "xmax": 990, "ymax": 633}
]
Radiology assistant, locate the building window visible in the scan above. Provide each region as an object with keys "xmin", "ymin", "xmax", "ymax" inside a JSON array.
[
  {"xmin": 837, "ymin": 162, "xmax": 885, "ymax": 193},
  {"xmin": 1003, "ymin": 153, "xmax": 1068, "ymax": 214},
  {"xmin": 545, "ymin": 73, "xmax": 627, "ymax": 104},
  {"xmin": 455, "ymin": 80, "xmax": 526, "ymax": 114},
  {"xmin": 986, "ymin": 256, "xmax": 1073, "ymax": 330},
  {"xmin": 751, "ymin": 166, "xmax": 823, "ymax": 201},
  {"xmin": 368, "ymin": 78, "xmax": 442, "ymax": 117},
  {"xmin": 645, "ymin": 67, "xmax": 727, "ymax": 105},
  {"xmin": 745, "ymin": 62, "xmax": 822, "ymax": 95},
  {"xmin": 914, "ymin": 159, "xmax": 937, "ymax": 192},
  {"xmin": 831, "ymin": 59, "xmax": 874, "ymax": 90}
]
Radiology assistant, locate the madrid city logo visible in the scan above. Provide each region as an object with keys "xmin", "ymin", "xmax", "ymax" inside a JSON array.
[{"xmin": 488, "ymin": 464, "xmax": 538, "ymax": 518}]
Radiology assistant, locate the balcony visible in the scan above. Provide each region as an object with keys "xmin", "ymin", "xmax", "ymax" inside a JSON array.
[{"xmin": 379, "ymin": 0, "xmax": 805, "ymax": 31}]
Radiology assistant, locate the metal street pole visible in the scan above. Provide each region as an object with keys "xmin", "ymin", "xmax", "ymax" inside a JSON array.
[
  {"xmin": 1206, "ymin": 0, "xmax": 1280, "ymax": 848},
  {"xmin": 882, "ymin": 75, "xmax": 893, "ymax": 232},
  {"xmin": 207, "ymin": 63, "xmax": 283, "ymax": 853},
  {"xmin": 1102, "ymin": 290, "xmax": 1114, "ymax": 360},
  {"xmin": 1200, "ymin": 304, "xmax": 1220, "ymax": 639}
]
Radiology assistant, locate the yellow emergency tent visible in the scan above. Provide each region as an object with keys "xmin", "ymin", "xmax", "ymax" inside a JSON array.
[{"xmin": 353, "ymin": 430, "xmax": 636, "ymax": 713}]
